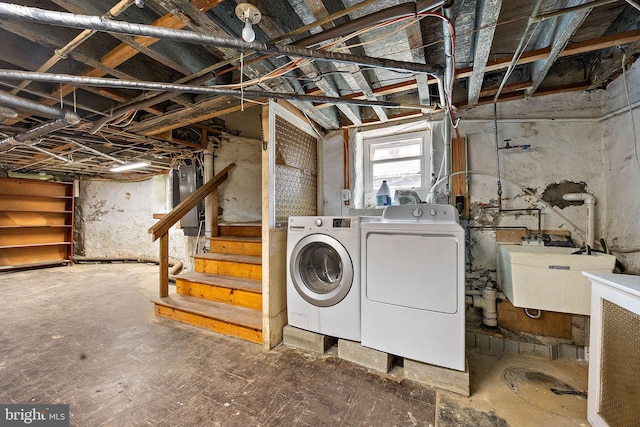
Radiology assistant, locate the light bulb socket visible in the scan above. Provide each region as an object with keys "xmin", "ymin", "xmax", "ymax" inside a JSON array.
[{"xmin": 235, "ymin": 3, "xmax": 261, "ymax": 42}]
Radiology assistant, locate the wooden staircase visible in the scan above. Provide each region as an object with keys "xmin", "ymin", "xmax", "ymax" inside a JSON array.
[{"xmin": 153, "ymin": 224, "xmax": 263, "ymax": 344}]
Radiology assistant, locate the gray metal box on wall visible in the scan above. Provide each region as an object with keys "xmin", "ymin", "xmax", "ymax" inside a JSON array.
[{"xmin": 171, "ymin": 165, "xmax": 202, "ymax": 236}]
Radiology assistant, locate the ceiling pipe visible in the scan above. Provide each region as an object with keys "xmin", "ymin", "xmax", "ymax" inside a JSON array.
[
  {"xmin": 0, "ymin": 3, "xmax": 442, "ymax": 78},
  {"xmin": 0, "ymin": 118, "xmax": 78, "ymax": 151},
  {"xmin": 0, "ymin": 105, "xmax": 18, "ymax": 119},
  {"xmin": 0, "ymin": 91, "xmax": 81, "ymax": 125},
  {"xmin": 0, "ymin": 70, "xmax": 435, "ymax": 114},
  {"xmin": 0, "ymin": 90, "xmax": 81, "ymax": 152}
]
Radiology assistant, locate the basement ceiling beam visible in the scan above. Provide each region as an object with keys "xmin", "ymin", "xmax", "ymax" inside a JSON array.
[
  {"xmin": 467, "ymin": 0, "xmax": 502, "ymax": 106},
  {"xmin": 527, "ymin": 0, "xmax": 592, "ymax": 95}
]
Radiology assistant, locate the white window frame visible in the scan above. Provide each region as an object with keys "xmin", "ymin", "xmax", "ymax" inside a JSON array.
[{"xmin": 363, "ymin": 130, "xmax": 431, "ymax": 206}]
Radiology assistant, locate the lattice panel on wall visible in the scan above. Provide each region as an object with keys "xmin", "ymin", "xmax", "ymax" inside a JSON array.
[
  {"xmin": 274, "ymin": 115, "xmax": 317, "ymax": 226},
  {"xmin": 598, "ymin": 299, "xmax": 640, "ymax": 426}
]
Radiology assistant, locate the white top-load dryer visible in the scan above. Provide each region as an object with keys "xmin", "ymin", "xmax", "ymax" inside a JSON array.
[
  {"xmin": 287, "ymin": 216, "xmax": 378, "ymax": 342},
  {"xmin": 361, "ymin": 204, "xmax": 466, "ymax": 371}
]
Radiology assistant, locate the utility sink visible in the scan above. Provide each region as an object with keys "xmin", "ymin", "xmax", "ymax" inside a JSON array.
[{"xmin": 496, "ymin": 244, "xmax": 616, "ymax": 315}]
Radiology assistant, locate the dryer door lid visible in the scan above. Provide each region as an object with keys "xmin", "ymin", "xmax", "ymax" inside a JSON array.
[{"xmin": 290, "ymin": 234, "xmax": 354, "ymax": 307}]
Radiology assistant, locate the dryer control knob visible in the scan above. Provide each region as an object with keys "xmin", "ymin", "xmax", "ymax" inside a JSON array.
[
  {"xmin": 430, "ymin": 208, "xmax": 437, "ymax": 216},
  {"xmin": 314, "ymin": 218, "xmax": 323, "ymax": 227},
  {"xmin": 412, "ymin": 208, "xmax": 423, "ymax": 218}
]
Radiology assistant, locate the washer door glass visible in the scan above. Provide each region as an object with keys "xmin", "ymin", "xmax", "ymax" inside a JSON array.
[{"xmin": 290, "ymin": 234, "xmax": 353, "ymax": 307}]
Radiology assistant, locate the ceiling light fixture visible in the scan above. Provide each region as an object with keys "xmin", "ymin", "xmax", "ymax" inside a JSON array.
[
  {"xmin": 235, "ymin": 3, "xmax": 261, "ymax": 43},
  {"xmin": 109, "ymin": 161, "xmax": 150, "ymax": 172}
]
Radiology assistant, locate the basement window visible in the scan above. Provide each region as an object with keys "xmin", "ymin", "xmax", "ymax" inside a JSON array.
[{"xmin": 363, "ymin": 130, "xmax": 431, "ymax": 206}]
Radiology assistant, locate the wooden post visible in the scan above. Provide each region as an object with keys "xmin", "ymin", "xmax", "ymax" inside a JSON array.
[
  {"xmin": 159, "ymin": 232, "xmax": 169, "ymax": 297},
  {"xmin": 211, "ymin": 187, "xmax": 219, "ymax": 237}
]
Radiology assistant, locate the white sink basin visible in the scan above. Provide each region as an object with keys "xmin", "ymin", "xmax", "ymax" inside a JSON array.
[{"xmin": 496, "ymin": 244, "xmax": 616, "ymax": 315}]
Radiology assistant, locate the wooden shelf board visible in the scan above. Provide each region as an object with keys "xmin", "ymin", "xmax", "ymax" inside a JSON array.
[
  {"xmin": 0, "ymin": 210, "xmax": 73, "ymax": 214},
  {"xmin": 0, "ymin": 225, "xmax": 72, "ymax": 229},
  {"xmin": 0, "ymin": 194, "xmax": 73, "ymax": 200},
  {"xmin": 0, "ymin": 242, "xmax": 72, "ymax": 250},
  {"xmin": 0, "ymin": 259, "xmax": 70, "ymax": 271}
]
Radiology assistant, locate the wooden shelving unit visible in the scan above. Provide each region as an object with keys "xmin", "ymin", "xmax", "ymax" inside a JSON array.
[{"xmin": 0, "ymin": 178, "xmax": 74, "ymax": 271}]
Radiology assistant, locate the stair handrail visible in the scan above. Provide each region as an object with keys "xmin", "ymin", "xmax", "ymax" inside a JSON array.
[
  {"xmin": 149, "ymin": 163, "xmax": 235, "ymax": 241},
  {"xmin": 149, "ymin": 162, "xmax": 235, "ymax": 297}
]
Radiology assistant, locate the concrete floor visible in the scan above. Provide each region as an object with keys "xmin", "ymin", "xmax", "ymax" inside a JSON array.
[{"xmin": 0, "ymin": 263, "xmax": 590, "ymax": 427}]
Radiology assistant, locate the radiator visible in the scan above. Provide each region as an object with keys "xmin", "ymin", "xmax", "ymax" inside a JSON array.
[{"xmin": 583, "ymin": 272, "xmax": 640, "ymax": 427}]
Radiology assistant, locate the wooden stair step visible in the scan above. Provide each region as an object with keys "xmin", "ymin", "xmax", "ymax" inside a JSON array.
[
  {"xmin": 176, "ymin": 271, "xmax": 262, "ymax": 293},
  {"xmin": 217, "ymin": 222, "xmax": 261, "ymax": 238},
  {"xmin": 196, "ymin": 253, "xmax": 262, "ymax": 264},
  {"xmin": 175, "ymin": 272, "xmax": 262, "ymax": 310},
  {"xmin": 209, "ymin": 236, "xmax": 261, "ymax": 256},
  {"xmin": 193, "ymin": 253, "xmax": 262, "ymax": 280},
  {"xmin": 153, "ymin": 294, "xmax": 262, "ymax": 343}
]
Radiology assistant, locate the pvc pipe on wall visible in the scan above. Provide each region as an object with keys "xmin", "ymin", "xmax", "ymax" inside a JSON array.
[{"xmin": 562, "ymin": 192, "xmax": 596, "ymax": 250}]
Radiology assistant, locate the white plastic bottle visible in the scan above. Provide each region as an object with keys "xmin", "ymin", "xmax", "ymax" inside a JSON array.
[{"xmin": 376, "ymin": 180, "xmax": 391, "ymax": 207}]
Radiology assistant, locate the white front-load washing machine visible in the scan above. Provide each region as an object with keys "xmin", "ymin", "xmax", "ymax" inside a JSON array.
[
  {"xmin": 361, "ymin": 204, "xmax": 466, "ymax": 371},
  {"xmin": 287, "ymin": 216, "xmax": 376, "ymax": 342}
]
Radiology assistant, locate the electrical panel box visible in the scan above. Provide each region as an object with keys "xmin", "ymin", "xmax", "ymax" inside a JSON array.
[{"xmin": 171, "ymin": 165, "xmax": 202, "ymax": 236}]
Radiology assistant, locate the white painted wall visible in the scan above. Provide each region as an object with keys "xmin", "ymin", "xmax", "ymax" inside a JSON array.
[
  {"xmin": 600, "ymin": 59, "xmax": 640, "ymax": 274},
  {"xmin": 214, "ymin": 135, "xmax": 262, "ymax": 223},
  {"xmin": 76, "ymin": 176, "xmax": 192, "ymax": 266}
]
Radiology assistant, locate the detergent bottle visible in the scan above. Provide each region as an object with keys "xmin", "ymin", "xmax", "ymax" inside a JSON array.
[{"xmin": 376, "ymin": 180, "xmax": 391, "ymax": 208}]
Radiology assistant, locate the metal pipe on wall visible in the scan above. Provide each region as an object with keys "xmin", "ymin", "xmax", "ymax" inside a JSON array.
[{"xmin": 0, "ymin": 3, "xmax": 443, "ymax": 77}]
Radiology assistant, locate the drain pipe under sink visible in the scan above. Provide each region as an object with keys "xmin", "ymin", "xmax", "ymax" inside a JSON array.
[
  {"xmin": 562, "ymin": 192, "xmax": 595, "ymax": 251},
  {"xmin": 465, "ymin": 287, "xmax": 500, "ymax": 327}
]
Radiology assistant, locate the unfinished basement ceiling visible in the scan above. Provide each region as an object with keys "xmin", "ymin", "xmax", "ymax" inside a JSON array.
[{"xmin": 0, "ymin": 0, "xmax": 638, "ymax": 178}]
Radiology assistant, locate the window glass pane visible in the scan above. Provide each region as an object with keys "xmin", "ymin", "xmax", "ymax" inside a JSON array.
[
  {"xmin": 372, "ymin": 159, "xmax": 421, "ymax": 192},
  {"xmin": 371, "ymin": 140, "xmax": 421, "ymax": 161}
]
